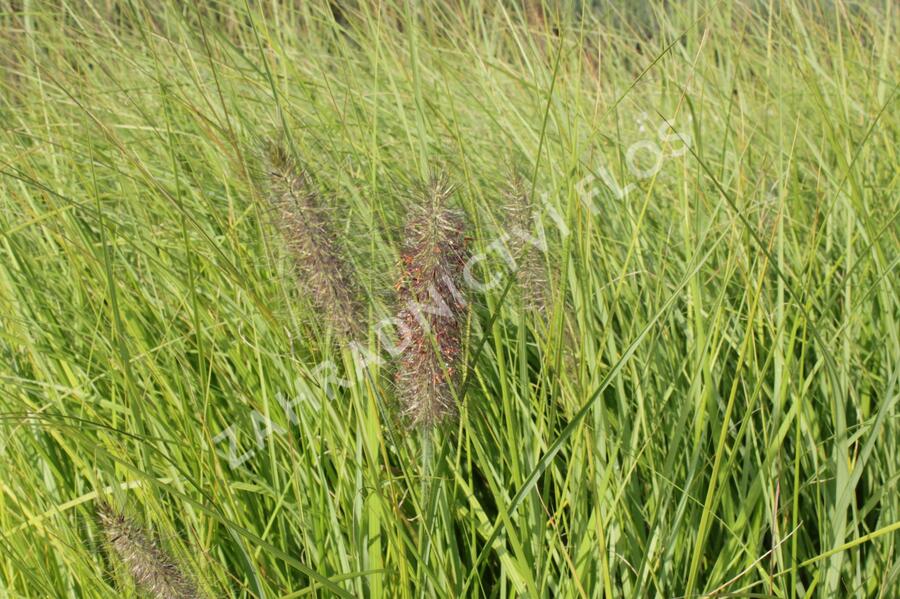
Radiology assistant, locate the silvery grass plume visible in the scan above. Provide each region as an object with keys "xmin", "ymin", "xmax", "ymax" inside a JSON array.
[
  {"xmin": 98, "ymin": 503, "xmax": 204, "ymax": 599},
  {"xmin": 504, "ymin": 173, "xmax": 548, "ymax": 312},
  {"xmin": 264, "ymin": 141, "xmax": 361, "ymax": 338},
  {"xmin": 395, "ymin": 174, "xmax": 468, "ymax": 428}
]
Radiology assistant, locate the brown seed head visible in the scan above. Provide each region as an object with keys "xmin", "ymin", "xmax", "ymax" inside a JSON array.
[
  {"xmin": 98, "ymin": 503, "xmax": 204, "ymax": 599},
  {"xmin": 504, "ymin": 173, "xmax": 548, "ymax": 312},
  {"xmin": 264, "ymin": 141, "xmax": 362, "ymax": 338},
  {"xmin": 395, "ymin": 174, "xmax": 468, "ymax": 428}
]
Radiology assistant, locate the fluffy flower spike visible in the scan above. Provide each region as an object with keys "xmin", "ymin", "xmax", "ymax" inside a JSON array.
[
  {"xmin": 503, "ymin": 172, "xmax": 548, "ymax": 312},
  {"xmin": 264, "ymin": 141, "xmax": 361, "ymax": 338},
  {"xmin": 98, "ymin": 503, "xmax": 204, "ymax": 599},
  {"xmin": 395, "ymin": 174, "xmax": 469, "ymax": 428}
]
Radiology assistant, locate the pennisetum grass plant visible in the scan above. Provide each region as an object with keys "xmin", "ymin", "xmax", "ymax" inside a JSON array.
[
  {"xmin": 394, "ymin": 173, "xmax": 469, "ymax": 429},
  {"xmin": 98, "ymin": 503, "xmax": 205, "ymax": 599},
  {"xmin": 3, "ymin": 3, "xmax": 897, "ymax": 597},
  {"xmin": 263, "ymin": 140, "xmax": 362, "ymax": 339}
]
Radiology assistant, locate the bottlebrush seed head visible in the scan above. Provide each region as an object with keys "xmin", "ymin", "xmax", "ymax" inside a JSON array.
[
  {"xmin": 503, "ymin": 173, "xmax": 547, "ymax": 312},
  {"xmin": 98, "ymin": 503, "xmax": 204, "ymax": 599},
  {"xmin": 264, "ymin": 141, "xmax": 361, "ymax": 338},
  {"xmin": 395, "ymin": 174, "xmax": 468, "ymax": 428}
]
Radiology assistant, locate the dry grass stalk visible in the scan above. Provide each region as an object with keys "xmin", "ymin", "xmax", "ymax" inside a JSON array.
[{"xmin": 395, "ymin": 174, "xmax": 468, "ymax": 428}]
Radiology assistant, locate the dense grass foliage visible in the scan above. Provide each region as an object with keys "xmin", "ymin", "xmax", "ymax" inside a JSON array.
[{"xmin": 0, "ymin": 1, "xmax": 897, "ymax": 597}]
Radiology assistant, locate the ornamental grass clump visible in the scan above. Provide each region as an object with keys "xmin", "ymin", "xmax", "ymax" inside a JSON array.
[
  {"xmin": 98, "ymin": 503, "xmax": 204, "ymax": 599},
  {"xmin": 264, "ymin": 141, "xmax": 361, "ymax": 338},
  {"xmin": 395, "ymin": 174, "xmax": 468, "ymax": 428}
]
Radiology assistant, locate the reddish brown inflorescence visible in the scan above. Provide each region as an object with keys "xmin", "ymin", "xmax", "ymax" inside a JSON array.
[{"xmin": 395, "ymin": 174, "xmax": 468, "ymax": 428}]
